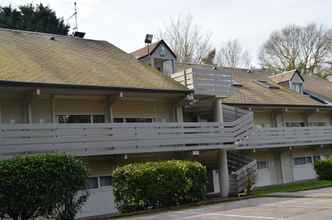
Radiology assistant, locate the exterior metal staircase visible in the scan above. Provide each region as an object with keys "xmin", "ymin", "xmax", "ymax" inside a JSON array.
[
  {"xmin": 228, "ymin": 151, "xmax": 257, "ymax": 195},
  {"xmin": 223, "ymin": 105, "xmax": 257, "ymax": 195}
]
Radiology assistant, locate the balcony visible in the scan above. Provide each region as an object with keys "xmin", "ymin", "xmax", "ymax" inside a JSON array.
[
  {"xmin": 0, "ymin": 115, "xmax": 253, "ymax": 157},
  {"xmin": 239, "ymin": 126, "xmax": 332, "ymax": 149},
  {"xmin": 170, "ymin": 67, "xmax": 232, "ymax": 97}
]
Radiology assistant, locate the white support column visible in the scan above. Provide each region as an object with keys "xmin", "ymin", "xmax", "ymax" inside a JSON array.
[
  {"xmin": 50, "ymin": 95, "xmax": 56, "ymax": 123},
  {"xmin": 215, "ymin": 97, "xmax": 228, "ymax": 197},
  {"xmin": 214, "ymin": 97, "xmax": 224, "ymax": 124},
  {"xmin": 176, "ymin": 104, "xmax": 183, "ymax": 122},
  {"xmin": 218, "ymin": 149, "xmax": 229, "ymax": 197},
  {"xmin": 280, "ymin": 150, "xmax": 294, "ymax": 184},
  {"xmin": 105, "ymin": 96, "xmax": 114, "ymax": 123},
  {"xmin": 0, "ymin": 103, "xmax": 2, "ymax": 124},
  {"xmin": 25, "ymin": 96, "xmax": 32, "ymax": 124},
  {"xmin": 27, "ymin": 102, "xmax": 32, "ymax": 123}
]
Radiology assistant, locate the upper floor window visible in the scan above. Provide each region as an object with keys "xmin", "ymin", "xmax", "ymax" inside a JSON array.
[
  {"xmin": 113, "ymin": 117, "xmax": 154, "ymax": 123},
  {"xmin": 285, "ymin": 122, "xmax": 305, "ymax": 127},
  {"xmin": 57, "ymin": 114, "xmax": 105, "ymax": 123},
  {"xmin": 309, "ymin": 122, "xmax": 328, "ymax": 127},
  {"xmin": 160, "ymin": 45, "xmax": 166, "ymax": 57}
]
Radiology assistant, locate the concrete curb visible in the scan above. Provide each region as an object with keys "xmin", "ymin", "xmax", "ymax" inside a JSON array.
[
  {"xmin": 78, "ymin": 186, "xmax": 332, "ymax": 220},
  {"xmin": 77, "ymin": 195, "xmax": 258, "ymax": 220},
  {"xmin": 263, "ymin": 194, "xmax": 332, "ymax": 199}
]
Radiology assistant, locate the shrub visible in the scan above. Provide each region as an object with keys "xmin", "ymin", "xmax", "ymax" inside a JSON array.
[
  {"xmin": 315, "ymin": 159, "xmax": 332, "ymax": 180},
  {"xmin": 0, "ymin": 154, "xmax": 88, "ymax": 220},
  {"xmin": 112, "ymin": 160, "xmax": 207, "ymax": 213}
]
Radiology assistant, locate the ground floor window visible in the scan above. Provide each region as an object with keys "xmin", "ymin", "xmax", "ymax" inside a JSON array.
[
  {"xmin": 87, "ymin": 176, "xmax": 112, "ymax": 189},
  {"xmin": 57, "ymin": 114, "xmax": 105, "ymax": 123},
  {"xmin": 294, "ymin": 155, "xmax": 321, "ymax": 166},
  {"xmin": 257, "ymin": 160, "xmax": 270, "ymax": 169}
]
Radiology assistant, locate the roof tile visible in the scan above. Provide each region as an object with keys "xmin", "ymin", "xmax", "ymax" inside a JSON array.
[{"xmin": 0, "ymin": 29, "xmax": 187, "ymax": 92}]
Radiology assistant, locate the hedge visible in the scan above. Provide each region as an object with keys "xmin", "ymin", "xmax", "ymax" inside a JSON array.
[
  {"xmin": 0, "ymin": 154, "xmax": 88, "ymax": 220},
  {"xmin": 112, "ymin": 160, "xmax": 208, "ymax": 213},
  {"xmin": 315, "ymin": 159, "xmax": 332, "ymax": 180}
]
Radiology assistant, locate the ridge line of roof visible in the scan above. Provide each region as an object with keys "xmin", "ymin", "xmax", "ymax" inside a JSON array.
[{"xmin": 0, "ymin": 27, "xmax": 106, "ymax": 43}]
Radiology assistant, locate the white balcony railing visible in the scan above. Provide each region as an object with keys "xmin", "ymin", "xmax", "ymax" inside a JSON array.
[
  {"xmin": 0, "ymin": 116, "xmax": 253, "ymax": 157},
  {"xmin": 239, "ymin": 126, "xmax": 332, "ymax": 149}
]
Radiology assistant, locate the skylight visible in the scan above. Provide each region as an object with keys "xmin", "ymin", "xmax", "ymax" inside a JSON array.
[
  {"xmin": 232, "ymin": 80, "xmax": 242, "ymax": 87},
  {"xmin": 254, "ymin": 80, "xmax": 280, "ymax": 89}
]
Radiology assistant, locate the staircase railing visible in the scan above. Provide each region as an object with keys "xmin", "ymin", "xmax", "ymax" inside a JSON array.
[
  {"xmin": 223, "ymin": 105, "xmax": 254, "ymax": 144},
  {"xmin": 228, "ymin": 152, "xmax": 257, "ymax": 195}
]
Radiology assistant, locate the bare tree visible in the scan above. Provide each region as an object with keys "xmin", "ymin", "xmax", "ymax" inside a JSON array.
[
  {"xmin": 216, "ymin": 39, "xmax": 251, "ymax": 68},
  {"xmin": 259, "ymin": 23, "xmax": 332, "ymax": 75},
  {"xmin": 158, "ymin": 14, "xmax": 212, "ymax": 63},
  {"xmin": 241, "ymin": 50, "xmax": 252, "ymax": 69}
]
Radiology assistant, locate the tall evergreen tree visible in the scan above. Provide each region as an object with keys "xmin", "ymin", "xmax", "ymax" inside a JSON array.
[{"xmin": 0, "ymin": 3, "xmax": 70, "ymax": 35}]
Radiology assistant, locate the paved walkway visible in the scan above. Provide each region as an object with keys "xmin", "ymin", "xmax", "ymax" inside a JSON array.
[{"xmin": 121, "ymin": 188, "xmax": 332, "ymax": 220}]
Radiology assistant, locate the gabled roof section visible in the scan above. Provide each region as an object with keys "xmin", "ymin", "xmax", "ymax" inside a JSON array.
[
  {"xmin": 224, "ymin": 68, "xmax": 320, "ymax": 106},
  {"xmin": 176, "ymin": 63, "xmax": 323, "ymax": 107},
  {"xmin": 0, "ymin": 29, "xmax": 187, "ymax": 92},
  {"xmin": 304, "ymin": 74, "xmax": 332, "ymax": 103},
  {"xmin": 131, "ymin": 40, "xmax": 177, "ymax": 59},
  {"xmin": 269, "ymin": 69, "xmax": 304, "ymax": 84}
]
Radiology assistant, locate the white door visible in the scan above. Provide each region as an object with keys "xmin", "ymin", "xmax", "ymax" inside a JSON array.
[
  {"xmin": 293, "ymin": 156, "xmax": 318, "ymax": 181},
  {"xmin": 77, "ymin": 187, "xmax": 116, "ymax": 218},
  {"xmin": 256, "ymin": 160, "xmax": 272, "ymax": 187}
]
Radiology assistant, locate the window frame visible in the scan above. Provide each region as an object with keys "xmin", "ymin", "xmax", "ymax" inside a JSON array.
[
  {"xmin": 292, "ymin": 82, "xmax": 304, "ymax": 94},
  {"xmin": 309, "ymin": 122, "xmax": 328, "ymax": 127},
  {"xmin": 113, "ymin": 117, "xmax": 155, "ymax": 123},
  {"xmin": 87, "ymin": 175, "xmax": 113, "ymax": 190},
  {"xmin": 285, "ymin": 122, "xmax": 305, "ymax": 127},
  {"xmin": 294, "ymin": 155, "xmax": 321, "ymax": 166},
  {"xmin": 56, "ymin": 113, "xmax": 105, "ymax": 124},
  {"xmin": 257, "ymin": 160, "xmax": 270, "ymax": 169}
]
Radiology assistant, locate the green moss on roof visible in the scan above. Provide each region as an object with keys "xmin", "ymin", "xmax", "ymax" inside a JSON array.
[{"xmin": 0, "ymin": 28, "xmax": 187, "ymax": 92}]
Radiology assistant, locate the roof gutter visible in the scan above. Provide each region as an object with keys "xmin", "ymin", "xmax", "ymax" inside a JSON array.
[
  {"xmin": 0, "ymin": 80, "xmax": 192, "ymax": 95},
  {"xmin": 223, "ymin": 102, "xmax": 332, "ymax": 109}
]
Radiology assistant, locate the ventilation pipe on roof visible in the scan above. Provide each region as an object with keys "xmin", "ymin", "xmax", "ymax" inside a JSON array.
[{"xmin": 73, "ymin": 31, "xmax": 85, "ymax": 38}]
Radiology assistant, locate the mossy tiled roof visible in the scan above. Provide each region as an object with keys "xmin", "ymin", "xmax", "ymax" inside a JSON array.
[
  {"xmin": 0, "ymin": 29, "xmax": 187, "ymax": 92},
  {"xmin": 177, "ymin": 63, "xmax": 323, "ymax": 106}
]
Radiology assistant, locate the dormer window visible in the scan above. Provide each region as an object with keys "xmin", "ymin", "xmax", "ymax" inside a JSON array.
[
  {"xmin": 292, "ymin": 82, "xmax": 303, "ymax": 94},
  {"xmin": 160, "ymin": 46, "xmax": 166, "ymax": 57},
  {"xmin": 269, "ymin": 70, "xmax": 305, "ymax": 94}
]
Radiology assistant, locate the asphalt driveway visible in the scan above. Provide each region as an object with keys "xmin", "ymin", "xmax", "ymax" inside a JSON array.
[{"xmin": 120, "ymin": 187, "xmax": 332, "ymax": 220}]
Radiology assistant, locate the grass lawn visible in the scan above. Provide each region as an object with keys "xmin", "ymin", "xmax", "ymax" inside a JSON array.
[{"xmin": 253, "ymin": 179, "xmax": 332, "ymax": 195}]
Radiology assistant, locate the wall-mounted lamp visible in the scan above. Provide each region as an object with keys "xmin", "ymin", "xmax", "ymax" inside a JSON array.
[{"xmin": 192, "ymin": 150, "xmax": 200, "ymax": 156}]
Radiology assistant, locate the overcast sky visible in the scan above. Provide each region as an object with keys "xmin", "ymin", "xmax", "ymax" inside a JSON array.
[{"xmin": 2, "ymin": 0, "xmax": 332, "ymax": 65}]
